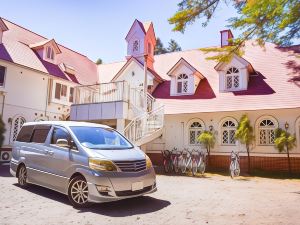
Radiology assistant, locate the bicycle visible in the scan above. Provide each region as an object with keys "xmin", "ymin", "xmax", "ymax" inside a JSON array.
[
  {"xmin": 161, "ymin": 150, "xmax": 172, "ymax": 173},
  {"xmin": 170, "ymin": 147, "xmax": 181, "ymax": 173},
  {"xmin": 178, "ymin": 148, "xmax": 193, "ymax": 174},
  {"xmin": 192, "ymin": 150, "xmax": 206, "ymax": 176},
  {"xmin": 229, "ymin": 151, "xmax": 240, "ymax": 178}
]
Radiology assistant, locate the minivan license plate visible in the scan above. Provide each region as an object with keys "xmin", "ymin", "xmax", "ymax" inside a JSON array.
[{"xmin": 132, "ymin": 181, "xmax": 143, "ymax": 191}]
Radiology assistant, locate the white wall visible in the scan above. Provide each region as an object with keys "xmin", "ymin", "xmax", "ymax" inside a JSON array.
[
  {"xmin": 146, "ymin": 108, "xmax": 300, "ymax": 156},
  {"xmin": 0, "ymin": 60, "xmax": 75, "ymax": 146}
]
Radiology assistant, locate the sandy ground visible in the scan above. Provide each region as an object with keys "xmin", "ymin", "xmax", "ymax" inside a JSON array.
[{"xmin": 0, "ymin": 163, "xmax": 300, "ymax": 225}]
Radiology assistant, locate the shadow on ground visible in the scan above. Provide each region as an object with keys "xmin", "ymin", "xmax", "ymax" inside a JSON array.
[
  {"xmin": 0, "ymin": 163, "xmax": 12, "ymax": 177},
  {"xmin": 11, "ymin": 172, "xmax": 170, "ymax": 217}
]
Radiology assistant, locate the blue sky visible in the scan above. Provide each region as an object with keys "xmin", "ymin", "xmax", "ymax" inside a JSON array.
[{"xmin": 1, "ymin": 0, "xmax": 240, "ymax": 63}]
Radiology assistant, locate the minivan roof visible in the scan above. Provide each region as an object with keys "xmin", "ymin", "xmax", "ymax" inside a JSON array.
[{"xmin": 23, "ymin": 121, "xmax": 111, "ymax": 129}]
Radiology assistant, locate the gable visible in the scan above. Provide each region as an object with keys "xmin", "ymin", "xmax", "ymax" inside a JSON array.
[{"xmin": 125, "ymin": 20, "xmax": 146, "ymax": 42}]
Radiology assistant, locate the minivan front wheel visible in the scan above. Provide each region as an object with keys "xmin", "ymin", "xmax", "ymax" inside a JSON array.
[
  {"xmin": 18, "ymin": 165, "xmax": 29, "ymax": 188},
  {"xmin": 68, "ymin": 176, "xmax": 90, "ymax": 208}
]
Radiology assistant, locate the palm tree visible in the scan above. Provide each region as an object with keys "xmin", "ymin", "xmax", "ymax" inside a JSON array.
[
  {"xmin": 274, "ymin": 128, "xmax": 296, "ymax": 174},
  {"xmin": 234, "ymin": 114, "xmax": 255, "ymax": 173},
  {"xmin": 197, "ymin": 130, "xmax": 216, "ymax": 168}
]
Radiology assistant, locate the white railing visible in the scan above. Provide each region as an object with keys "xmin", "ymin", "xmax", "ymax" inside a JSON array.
[
  {"xmin": 74, "ymin": 81, "xmax": 129, "ymax": 104},
  {"xmin": 124, "ymin": 105, "xmax": 164, "ymax": 144}
]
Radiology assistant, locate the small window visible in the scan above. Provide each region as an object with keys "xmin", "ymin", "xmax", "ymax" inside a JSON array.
[
  {"xmin": 0, "ymin": 66, "xmax": 6, "ymax": 87},
  {"xmin": 51, "ymin": 127, "xmax": 70, "ymax": 146},
  {"xmin": 54, "ymin": 82, "xmax": 68, "ymax": 101},
  {"xmin": 46, "ymin": 46, "xmax": 55, "ymax": 60},
  {"xmin": 225, "ymin": 67, "xmax": 240, "ymax": 90},
  {"xmin": 16, "ymin": 125, "xmax": 34, "ymax": 142},
  {"xmin": 69, "ymin": 87, "xmax": 74, "ymax": 102},
  {"xmin": 31, "ymin": 126, "xmax": 51, "ymax": 143},
  {"xmin": 133, "ymin": 40, "xmax": 139, "ymax": 52},
  {"xmin": 258, "ymin": 118, "xmax": 277, "ymax": 145},
  {"xmin": 177, "ymin": 74, "xmax": 188, "ymax": 94},
  {"xmin": 189, "ymin": 121, "xmax": 204, "ymax": 145},
  {"xmin": 221, "ymin": 120, "xmax": 237, "ymax": 145}
]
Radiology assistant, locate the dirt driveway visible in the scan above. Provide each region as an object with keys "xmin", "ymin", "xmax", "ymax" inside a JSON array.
[{"xmin": 0, "ymin": 163, "xmax": 299, "ymax": 225}]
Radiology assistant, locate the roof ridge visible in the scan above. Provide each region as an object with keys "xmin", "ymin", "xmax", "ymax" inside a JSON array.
[{"xmin": 2, "ymin": 17, "xmax": 91, "ymax": 60}]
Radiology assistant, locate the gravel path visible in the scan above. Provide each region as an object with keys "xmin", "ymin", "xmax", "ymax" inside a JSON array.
[{"xmin": 0, "ymin": 164, "xmax": 299, "ymax": 225}]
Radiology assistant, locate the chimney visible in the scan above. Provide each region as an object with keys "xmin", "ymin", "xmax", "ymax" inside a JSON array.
[{"xmin": 220, "ymin": 29, "xmax": 233, "ymax": 47}]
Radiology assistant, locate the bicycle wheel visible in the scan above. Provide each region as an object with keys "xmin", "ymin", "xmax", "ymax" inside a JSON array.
[
  {"xmin": 174, "ymin": 157, "xmax": 179, "ymax": 173},
  {"xmin": 230, "ymin": 161, "xmax": 235, "ymax": 178},
  {"xmin": 192, "ymin": 159, "xmax": 198, "ymax": 176},
  {"xmin": 163, "ymin": 159, "xmax": 169, "ymax": 173},
  {"xmin": 198, "ymin": 160, "xmax": 206, "ymax": 175},
  {"xmin": 180, "ymin": 157, "xmax": 187, "ymax": 174},
  {"xmin": 234, "ymin": 162, "xmax": 240, "ymax": 176}
]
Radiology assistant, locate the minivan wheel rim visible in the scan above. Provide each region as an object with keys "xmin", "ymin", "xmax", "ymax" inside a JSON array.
[
  {"xmin": 71, "ymin": 180, "xmax": 88, "ymax": 204},
  {"xmin": 19, "ymin": 167, "xmax": 27, "ymax": 185}
]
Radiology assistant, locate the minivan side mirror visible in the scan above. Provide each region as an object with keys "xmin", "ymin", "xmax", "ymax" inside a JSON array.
[{"xmin": 56, "ymin": 139, "xmax": 70, "ymax": 148}]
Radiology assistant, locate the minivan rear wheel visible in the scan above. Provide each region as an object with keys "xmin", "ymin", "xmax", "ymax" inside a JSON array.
[
  {"xmin": 68, "ymin": 176, "xmax": 90, "ymax": 208},
  {"xmin": 18, "ymin": 165, "xmax": 29, "ymax": 188}
]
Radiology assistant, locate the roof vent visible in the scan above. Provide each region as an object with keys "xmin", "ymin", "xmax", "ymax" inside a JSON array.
[{"xmin": 220, "ymin": 30, "xmax": 234, "ymax": 47}]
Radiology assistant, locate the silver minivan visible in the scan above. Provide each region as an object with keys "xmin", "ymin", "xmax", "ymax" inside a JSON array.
[{"xmin": 10, "ymin": 121, "xmax": 156, "ymax": 208}]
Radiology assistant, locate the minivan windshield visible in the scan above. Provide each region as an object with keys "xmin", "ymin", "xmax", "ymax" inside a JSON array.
[{"xmin": 70, "ymin": 126, "xmax": 133, "ymax": 150}]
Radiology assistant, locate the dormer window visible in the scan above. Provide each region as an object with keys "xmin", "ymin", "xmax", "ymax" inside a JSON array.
[
  {"xmin": 177, "ymin": 74, "xmax": 188, "ymax": 94},
  {"xmin": 133, "ymin": 40, "xmax": 139, "ymax": 52},
  {"xmin": 46, "ymin": 46, "xmax": 55, "ymax": 60},
  {"xmin": 225, "ymin": 67, "xmax": 239, "ymax": 90}
]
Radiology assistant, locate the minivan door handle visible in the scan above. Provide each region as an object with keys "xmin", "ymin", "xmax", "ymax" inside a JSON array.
[{"xmin": 47, "ymin": 150, "xmax": 54, "ymax": 156}]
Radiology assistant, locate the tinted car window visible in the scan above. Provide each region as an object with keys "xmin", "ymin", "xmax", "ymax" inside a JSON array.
[
  {"xmin": 51, "ymin": 127, "xmax": 70, "ymax": 145},
  {"xmin": 16, "ymin": 125, "xmax": 34, "ymax": 142},
  {"xmin": 31, "ymin": 126, "xmax": 51, "ymax": 143}
]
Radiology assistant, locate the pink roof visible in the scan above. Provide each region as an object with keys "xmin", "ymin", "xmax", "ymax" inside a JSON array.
[{"xmin": 0, "ymin": 18, "xmax": 98, "ymax": 85}]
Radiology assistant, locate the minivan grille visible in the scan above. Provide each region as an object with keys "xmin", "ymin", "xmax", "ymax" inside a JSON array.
[{"xmin": 114, "ymin": 159, "xmax": 146, "ymax": 172}]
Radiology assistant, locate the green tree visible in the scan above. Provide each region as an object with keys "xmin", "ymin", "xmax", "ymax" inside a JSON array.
[
  {"xmin": 197, "ymin": 130, "xmax": 216, "ymax": 167},
  {"xmin": 167, "ymin": 39, "xmax": 182, "ymax": 52},
  {"xmin": 274, "ymin": 128, "xmax": 296, "ymax": 174},
  {"xmin": 234, "ymin": 114, "xmax": 255, "ymax": 173},
  {"xmin": 95, "ymin": 58, "xmax": 103, "ymax": 65},
  {"xmin": 0, "ymin": 117, "xmax": 6, "ymax": 147},
  {"xmin": 154, "ymin": 38, "xmax": 168, "ymax": 55},
  {"xmin": 169, "ymin": 0, "xmax": 300, "ymax": 62}
]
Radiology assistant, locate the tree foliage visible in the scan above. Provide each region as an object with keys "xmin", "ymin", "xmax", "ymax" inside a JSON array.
[
  {"xmin": 154, "ymin": 37, "xmax": 182, "ymax": 55},
  {"xmin": 274, "ymin": 128, "xmax": 296, "ymax": 153},
  {"xmin": 95, "ymin": 58, "xmax": 103, "ymax": 65},
  {"xmin": 234, "ymin": 114, "xmax": 255, "ymax": 172},
  {"xmin": 197, "ymin": 130, "xmax": 216, "ymax": 155},
  {"xmin": 169, "ymin": 0, "xmax": 300, "ymax": 62},
  {"xmin": 0, "ymin": 117, "xmax": 6, "ymax": 147}
]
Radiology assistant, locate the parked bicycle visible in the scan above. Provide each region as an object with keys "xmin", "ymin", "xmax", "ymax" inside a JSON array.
[
  {"xmin": 178, "ymin": 148, "xmax": 194, "ymax": 174},
  {"xmin": 170, "ymin": 148, "xmax": 181, "ymax": 173},
  {"xmin": 230, "ymin": 151, "xmax": 240, "ymax": 178},
  {"xmin": 162, "ymin": 150, "xmax": 172, "ymax": 173},
  {"xmin": 192, "ymin": 150, "xmax": 206, "ymax": 176}
]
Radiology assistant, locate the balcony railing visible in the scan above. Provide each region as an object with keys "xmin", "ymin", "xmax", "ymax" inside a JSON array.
[{"xmin": 74, "ymin": 81, "xmax": 129, "ymax": 104}]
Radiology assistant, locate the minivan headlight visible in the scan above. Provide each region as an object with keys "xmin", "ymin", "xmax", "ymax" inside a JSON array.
[
  {"xmin": 89, "ymin": 158, "xmax": 118, "ymax": 172},
  {"xmin": 146, "ymin": 155, "xmax": 153, "ymax": 169}
]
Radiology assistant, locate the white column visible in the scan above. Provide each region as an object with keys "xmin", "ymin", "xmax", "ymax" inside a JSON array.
[{"xmin": 117, "ymin": 119, "xmax": 126, "ymax": 134}]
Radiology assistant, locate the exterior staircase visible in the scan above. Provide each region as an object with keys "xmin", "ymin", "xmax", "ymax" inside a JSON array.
[{"xmin": 124, "ymin": 92, "xmax": 164, "ymax": 146}]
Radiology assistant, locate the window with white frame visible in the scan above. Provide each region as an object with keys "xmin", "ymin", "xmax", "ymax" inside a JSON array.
[
  {"xmin": 133, "ymin": 40, "xmax": 139, "ymax": 52},
  {"xmin": 258, "ymin": 118, "xmax": 277, "ymax": 145},
  {"xmin": 0, "ymin": 65, "xmax": 6, "ymax": 87},
  {"xmin": 11, "ymin": 116, "xmax": 26, "ymax": 142},
  {"xmin": 177, "ymin": 74, "xmax": 188, "ymax": 94},
  {"xmin": 225, "ymin": 67, "xmax": 240, "ymax": 90},
  {"xmin": 221, "ymin": 119, "xmax": 237, "ymax": 145},
  {"xmin": 189, "ymin": 121, "xmax": 204, "ymax": 145},
  {"xmin": 46, "ymin": 46, "xmax": 55, "ymax": 60}
]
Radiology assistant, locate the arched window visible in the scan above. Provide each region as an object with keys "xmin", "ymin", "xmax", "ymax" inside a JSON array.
[
  {"xmin": 221, "ymin": 119, "xmax": 237, "ymax": 145},
  {"xmin": 258, "ymin": 117, "xmax": 277, "ymax": 145},
  {"xmin": 177, "ymin": 74, "xmax": 188, "ymax": 94},
  {"xmin": 132, "ymin": 40, "xmax": 139, "ymax": 52},
  {"xmin": 189, "ymin": 121, "xmax": 204, "ymax": 145},
  {"xmin": 225, "ymin": 67, "xmax": 239, "ymax": 90},
  {"xmin": 11, "ymin": 116, "xmax": 26, "ymax": 142}
]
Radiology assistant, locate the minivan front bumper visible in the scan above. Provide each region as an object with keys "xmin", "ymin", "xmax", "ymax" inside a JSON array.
[{"xmin": 85, "ymin": 167, "xmax": 157, "ymax": 203}]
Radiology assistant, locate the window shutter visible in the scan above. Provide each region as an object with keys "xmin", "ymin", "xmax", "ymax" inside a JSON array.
[
  {"xmin": 69, "ymin": 87, "xmax": 74, "ymax": 102},
  {"xmin": 55, "ymin": 83, "xmax": 61, "ymax": 99}
]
